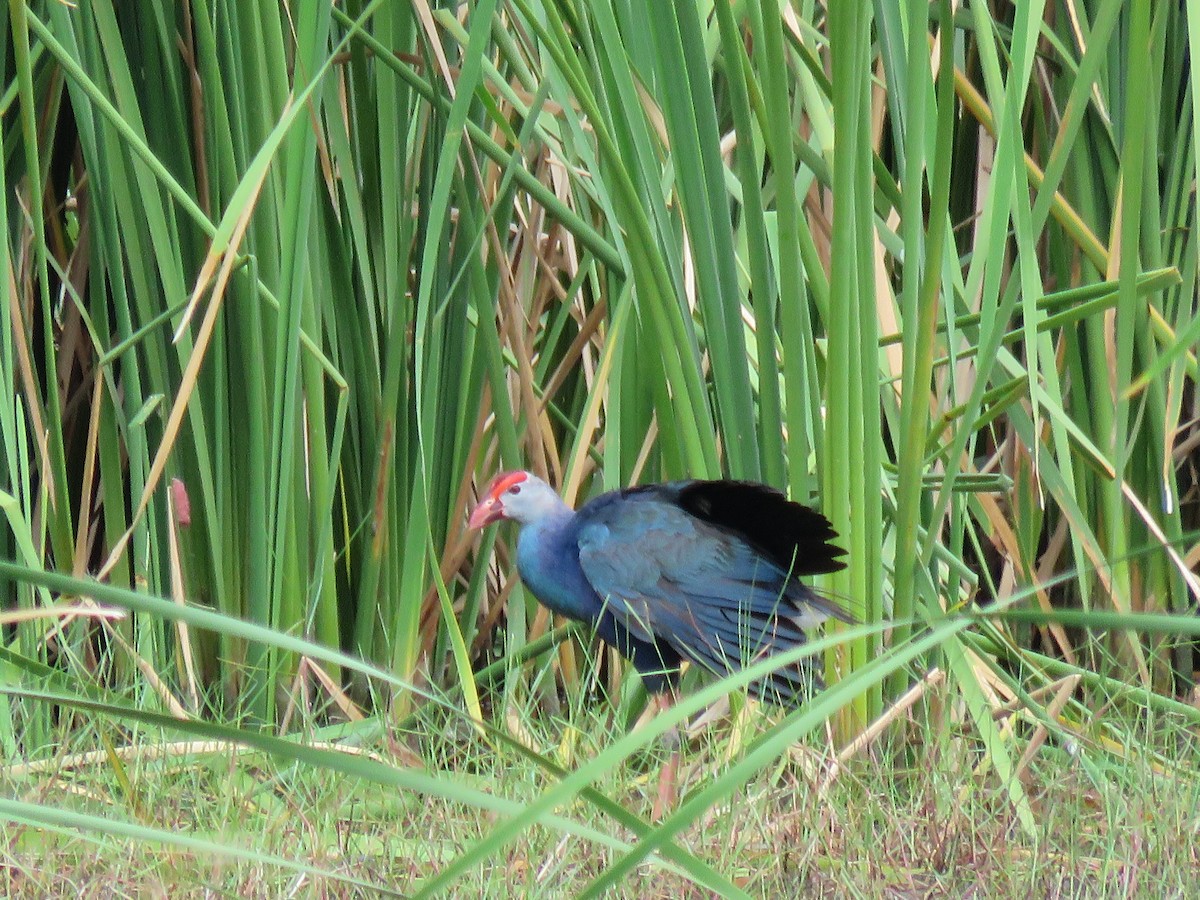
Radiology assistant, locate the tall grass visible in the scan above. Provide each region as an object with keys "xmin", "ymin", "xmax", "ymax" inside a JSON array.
[{"xmin": 1, "ymin": 1, "xmax": 1197, "ymax": 893}]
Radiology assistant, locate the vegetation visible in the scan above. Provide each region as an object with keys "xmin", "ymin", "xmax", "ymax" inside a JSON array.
[{"xmin": 0, "ymin": 0, "xmax": 1197, "ymax": 894}]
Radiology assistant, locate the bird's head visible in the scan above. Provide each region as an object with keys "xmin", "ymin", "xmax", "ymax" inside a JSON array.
[{"xmin": 468, "ymin": 470, "xmax": 561, "ymax": 528}]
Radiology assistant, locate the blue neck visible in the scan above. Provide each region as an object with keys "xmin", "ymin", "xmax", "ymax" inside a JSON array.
[{"xmin": 515, "ymin": 512, "xmax": 602, "ymax": 623}]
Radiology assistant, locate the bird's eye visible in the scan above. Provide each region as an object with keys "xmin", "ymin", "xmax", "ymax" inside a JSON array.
[{"xmin": 508, "ymin": 485, "xmax": 521, "ymax": 495}]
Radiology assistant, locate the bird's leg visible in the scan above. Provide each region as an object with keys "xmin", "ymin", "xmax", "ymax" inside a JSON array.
[
  {"xmin": 648, "ymin": 693, "xmax": 681, "ymax": 822},
  {"xmin": 631, "ymin": 690, "xmax": 671, "ymax": 733}
]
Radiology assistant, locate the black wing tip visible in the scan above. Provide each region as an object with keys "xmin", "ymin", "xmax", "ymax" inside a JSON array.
[
  {"xmin": 674, "ymin": 479, "xmax": 849, "ymax": 577},
  {"xmin": 817, "ymin": 545, "xmax": 849, "ymax": 574}
]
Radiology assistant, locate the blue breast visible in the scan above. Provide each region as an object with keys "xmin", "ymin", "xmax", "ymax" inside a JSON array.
[
  {"xmin": 515, "ymin": 512, "xmax": 681, "ymax": 692},
  {"xmin": 516, "ymin": 516, "xmax": 603, "ymax": 623}
]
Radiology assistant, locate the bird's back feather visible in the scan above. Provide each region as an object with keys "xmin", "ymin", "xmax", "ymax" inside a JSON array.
[{"xmin": 572, "ymin": 481, "xmax": 849, "ymax": 706}]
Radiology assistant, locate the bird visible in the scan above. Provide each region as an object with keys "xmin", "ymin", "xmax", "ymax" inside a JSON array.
[{"xmin": 467, "ymin": 470, "xmax": 851, "ymax": 709}]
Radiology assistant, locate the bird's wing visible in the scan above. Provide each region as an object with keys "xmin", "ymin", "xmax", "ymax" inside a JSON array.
[
  {"xmin": 575, "ymin": 490, "xmax": 832, "ymax": 692},
  {"xmin": 672, "ymin": 479, "xmax": 847, "ymax": 576}
]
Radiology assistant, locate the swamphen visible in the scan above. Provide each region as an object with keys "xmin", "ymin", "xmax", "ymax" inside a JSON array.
[{"xmin": 468, "ymin": 470, "xmax": 851, "ymax": 706}]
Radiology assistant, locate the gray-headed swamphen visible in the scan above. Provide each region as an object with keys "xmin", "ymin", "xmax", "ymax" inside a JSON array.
[
  {"xmin": 469, "ymin": 471, "xmax": 851, "ymax": 700},
  {"xmin": 468, "ymin": 470, "xmax": 851, "ymax": 814}
]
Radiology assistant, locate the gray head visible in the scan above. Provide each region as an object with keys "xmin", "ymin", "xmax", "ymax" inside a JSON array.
[{"xmin": 467, "ymin": 470, "xmax": 568, "ymax": 527}]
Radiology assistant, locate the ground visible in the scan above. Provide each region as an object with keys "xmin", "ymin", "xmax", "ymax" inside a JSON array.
[{"xmin": 3, "ymin": 694, "xmax": 1197, "ymax": 898}]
